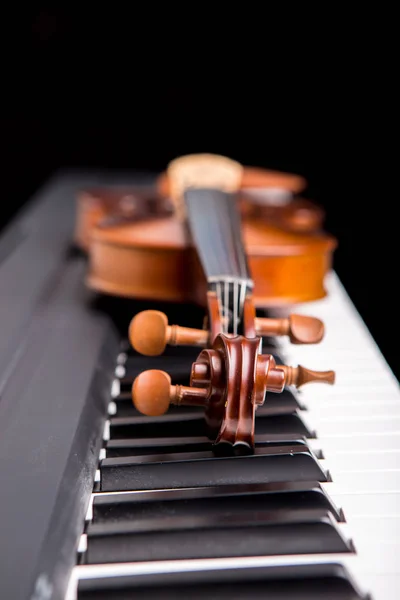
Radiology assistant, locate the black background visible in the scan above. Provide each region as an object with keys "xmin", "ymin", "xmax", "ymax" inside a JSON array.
[{"xmin": 1, "ymin": 8, "xmax": 398, "ymax": 380}]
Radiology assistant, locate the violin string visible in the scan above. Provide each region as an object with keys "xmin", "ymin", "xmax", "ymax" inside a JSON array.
[
  {"xmin": 239, "ymin": 281, "xmax": 247, "ymax": 318},
  {"xmin": 224, "ymin": 196, "xmax": 251, "ymax": 334},
  {"xmin": 233, "ymin": 280, "xmax": 239, "ymax": 335},
  {"xmin": 216, "ymin": 282, "xmax": 223, "ymax": 333},
  {"xmin": 224, "ymin": 279, "xmax": 229, "ymax": 332}
]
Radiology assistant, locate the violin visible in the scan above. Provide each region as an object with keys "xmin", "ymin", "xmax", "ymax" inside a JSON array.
[
  {"xmin": 122, "ymin": 153, "xmax": 336, "ymax": 454},
  {"xmin": 85, "ymin": 158, "xmax": 336, "ymax": 307}
]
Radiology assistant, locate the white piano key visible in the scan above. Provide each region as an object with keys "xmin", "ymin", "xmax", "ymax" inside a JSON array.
[
  {"xmin": 339, "ymin": 517, "xmax": 400, "ymax": 542},
  {"xmin": 102, "ymin": 420, "xmax": 110, "ymax": 441},
  {"xmin": 304, "ymin": 402, "xmax": 400, "ymax": 417},
  {"xmin": 107, "ymin": 401, "xmax": 117, "ymax": 415},
  {"xmin": 77, "ymin": 534, "xmax": 87, "ymax": 553},
  {"xmin": 330, "ymin": 492, "xmax": 400, "ymax": 516},
  {"xmin": 363, "ymin": 576, "xmax": 400, "ymax": 600},
  {"xmin": 114, "ymin": 364, "xmax": 126, "ymax": 378},
  {"xmin": 111, "ymin": 378, "xmax": 120, "ymax": 398},
  {"xmin": 303, "ymin": 413, "xmax": 400, "ymax": 435},
  {"xmin": 303, "ymin": 395, "xmax": 400, "ymax": 408},
  {"xmin": 295, "ymin": 382, "xmax": 398, "ymax": 396},
  {"xmin": 117, "ymin": 352, "xmax": 128, "ymax": 364},
  {"xmin": 320, "ymin": 449, "xmax": 400, "ymax": 471},
  {"xmin": 309, "ymin": 432, "xmax": 400, "ymax": 453}
]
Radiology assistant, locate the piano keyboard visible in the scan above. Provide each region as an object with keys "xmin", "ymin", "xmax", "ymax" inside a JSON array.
[
  {"xmin": 66, "ymin": 272, "xmax": 400, "ymax": 600},
  {"xmin": 0, "ymin": 173, "xmax": 398, "ymax": 600}
]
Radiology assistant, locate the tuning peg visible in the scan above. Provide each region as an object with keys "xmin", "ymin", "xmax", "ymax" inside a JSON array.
[
  {"xmin": 132, "ymin": 369, "xmax": 208, "ymax": 416},
  {"xmin": 128, "ymin": 310, "xmax": 209, "ymax": 356},
  {"xmin": 279, "ymin": 365, "xmax": 335, "ymax": 387},
  {"xmin": 255, "ymin": 314, "xmax": 324, "ymax": 344},
  {"xmin": 260, "ymin": 357, "xmax": 335, "ymax": 397}
]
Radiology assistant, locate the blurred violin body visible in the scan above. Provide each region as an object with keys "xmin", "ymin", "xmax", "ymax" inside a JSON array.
[
  {"xmin": 74, "ymin": 165, "xmax": 307, "ymax": 253},
  {"xmin": 84, "ymin": 164, "xmax": 336, "ymax": 308}
]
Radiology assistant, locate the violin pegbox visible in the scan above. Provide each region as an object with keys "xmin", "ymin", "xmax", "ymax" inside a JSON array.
[{"xmin": 132, "ymin": 332, "xmax": 335, "ymax": 454}]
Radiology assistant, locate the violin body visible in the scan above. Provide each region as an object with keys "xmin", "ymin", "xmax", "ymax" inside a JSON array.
[{"xmin": 87, "ymin": 197, "xmax": 336, "ymax": 308}]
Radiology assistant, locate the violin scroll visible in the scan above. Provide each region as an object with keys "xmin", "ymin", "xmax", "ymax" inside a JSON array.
[
  {"xmin": 132, "ymin": 346, "xmax": 334, "ymax": 416},
  {"xmin": 132, "ymin": 333, "xmax": 335, "ymax": 452}
]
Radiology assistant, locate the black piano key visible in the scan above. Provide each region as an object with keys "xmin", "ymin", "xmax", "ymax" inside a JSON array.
[
  {"xmin": 109, "ymin": 413, "xmax": 204, "ymax": 438},
  {"xmin": 105, "ymin": 433, "xmax": 309, "ymax": 457},
  {"xmin": 123, "ymin": 354, "xmax": 198, "ymax": 385},
  {"xmin": 106, "ymin": 435, "xmax": 211, "ymax": 457},
  {"xmin": 113, "ymin": 396, "xmax": 202, "ymax": 418},
  {"xmin": 124, "ymin": 344, "xmax": 282, "ymax": 368},
  {"xmin": 84, "ymin": 509, "xmax": 352, "ymax": 564},
  {"xmin": 128, "ymin": 343, "xmax": 203, "ymax": 359},
  {"xmin": 266, "ymin": 351, "xmax": 284, "ymax": 365},
  {"xmin": 109, "ymin": 411, "xmax": 314, "ymax": 440},
  {"xmin": 77, "ymin": 564, "xmax": 366, "ymax": 599},
  {"xmin": 92, "ymin": 481, "xmax": 343, "ymax": 522},
  {"xmin": 257, "ymin": 389, "xmax": 304, "ymax": 415},
  {"xmin": 256, "ymin": 413, "xmax": 314, "ymax": 437},
  {"xmin": 100, "ymin": 445, "xmax": 328, "ymax": 491}
]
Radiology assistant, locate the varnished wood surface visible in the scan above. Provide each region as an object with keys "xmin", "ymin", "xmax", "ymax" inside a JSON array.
[
  {"xmin": 87, "ymin": 214, "xmax": 336, "ymax": 306},
  {"xmin": 82, "ymin": 156, "xmax": 336, "ymax": 307}
]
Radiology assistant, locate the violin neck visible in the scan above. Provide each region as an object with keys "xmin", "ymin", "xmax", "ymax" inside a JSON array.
[{"xmin": 184, "ymin": 187, "xmax": 253, "ymax": 335}]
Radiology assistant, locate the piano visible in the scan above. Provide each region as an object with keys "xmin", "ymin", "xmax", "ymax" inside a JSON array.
[{"xmin": 0, "ymin": 170, "xmax": 398, "ymax": 600}]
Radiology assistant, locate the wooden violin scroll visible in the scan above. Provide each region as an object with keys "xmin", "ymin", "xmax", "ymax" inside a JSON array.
[{"xmin": 132, "ymin": 333, "xmax": 335, "ymax": 452}]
